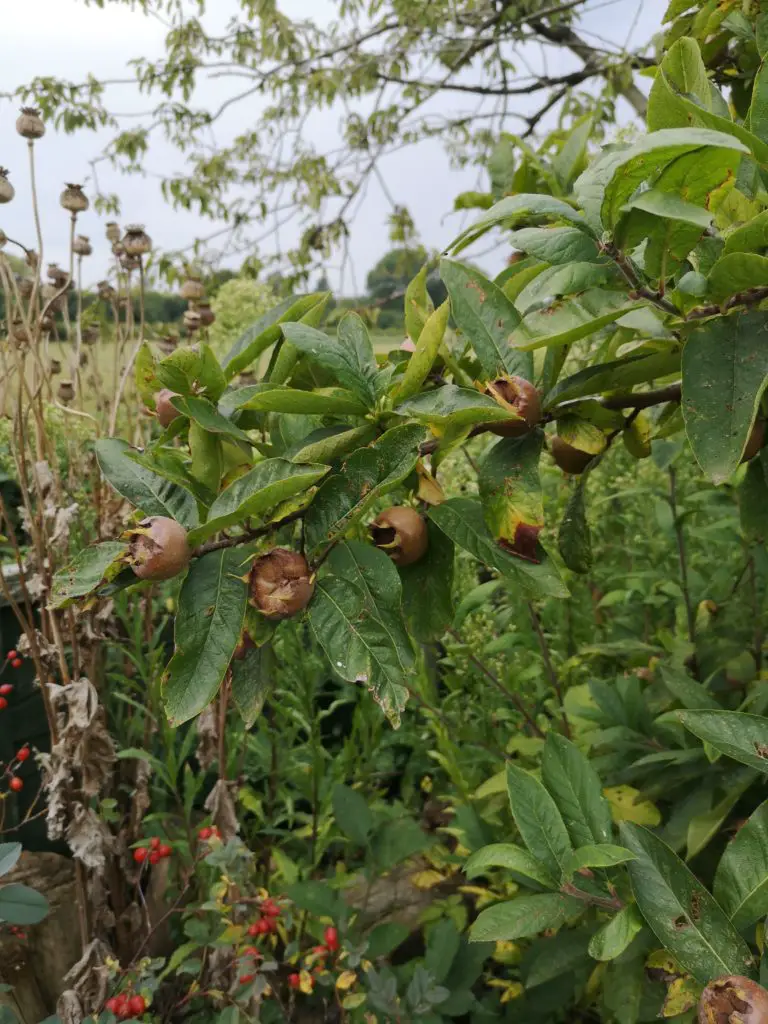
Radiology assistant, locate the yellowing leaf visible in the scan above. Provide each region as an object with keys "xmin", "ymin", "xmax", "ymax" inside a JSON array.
[
  {"xmin": 417, "ymin": 464, "xmax": 445, "ymax": 505},
  {"xmin": 336, "ymin": 970, "xmax": 358, "ymax": 991},
  {"xmin": 493, "ymin": 940, "xmax": 522, "ymax": 965},
  {"xmin": 342, "ymin": 992, "xmax": 367, "ymax": 1010},
  {"xmin": 299, "ymin": 970, "xmax": 314, "ymax": 995},
  {"xmin": 218, "ymin": 925, "xmax": 244, "ymax": 944},
  {"xmin": 604, "ymin": 785, "xmax": 661, "ymax": 826},
  {"xmin": 662, "ymin": 976, "xmax": 700, "ymax": 1017},
  {"xmin": 410, "ymin": 869, "xmax": 445, "ymax": 890}
]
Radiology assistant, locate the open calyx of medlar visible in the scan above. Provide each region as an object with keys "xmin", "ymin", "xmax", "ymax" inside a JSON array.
[
  {"xmin": 249, "ymin": 548, "xmax": 315, "ymax": 620},
  {"xmin": 370, "ymin": 506, "xmax": 428, "ymax": 567}
]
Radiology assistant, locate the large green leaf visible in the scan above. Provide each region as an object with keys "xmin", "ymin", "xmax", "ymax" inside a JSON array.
[
  {"xmin": 506, "ymin": 765, "xmax": 572, "ymax": 879},
  {"xmin": 0, "ymin": 884, "xmax": 49, "ymax": 925},
  {"xmin": 508, "ymin": 290, "xmax": 642, "ymax": 352},
  {"xmin": 678, "ymin": 710, "xmax": 768, "ymax": 774},
  {"xmin": 154, "ymin": 344, "xmax": 226, "ymax": 401},
  {"xmin": 399, "ymin": 521, "xmax": 454, "ymax": 643},
  {"xmin": 602, "ymin": 128, "xmax": 749, "ymax": 229},
  {"xmin": 231, "ymin": 640, "xmax": 274, "ymax": 729},
  {"xmin": 440, "ymin": 260, "xmax": 531, "ymax": 380},
  {"xmin": 0, "ymin": 844, "xmax": 21, "ymax": 878},
  {"xmin": 478, "ymin": 432, "xmax": 543, "ymax": 555},
  {"xmin": 449, "ymin": 194, "xmax": 589, "ymax": 254},
  {"xmin": 723, "ymin": 210, "xmax": 768, "ymax": 255},
  {"xmin": 506, "ymin": 226, "xmax": 602, "ymax": 265},
  {"xmin": 223, "ymin": 383, "xmax": 368, "ymax": 417},
  {"xmin": 222, "ymin": 294, "xmax": 324, "ymax": 377},
  {"xmin": 541, "ymin": 734, "xmax": 614, "ymax": 848},
  {"xmin": 128, "ymin": 448, "xmax": 213, "ymax": 508},
  {"xmin": 333, "ymin": 783, "xmax": 373, "ymax": 846},
  {"xmin": 393, "ymin": 300, "xmax": 450, "ymax": 403},
  {"xmin": 469, "ymin": 894, "xmax": 579, "ymax": 942},
  {"xmin": 288, "ymin": 424, "xmax": 377, "ymax": 465},
  {"xmin": 558, "ymin": 476, "xmax": 592, "ymax": 574},
  {"xmin": 307, "ymin": 576, "xmax": 409, "ymax": 727},
  {"xmin": 588, "ymin": 905, "xmax": 644, "ymax": 962},
  {"xmin": 51, "ymin": 541, "xmax": 129, "ymax": 609},
  {"xmin": 659, "ymin": 665, "xmax": 720, "ymax": 710},
  {"xmin": 163, "ymin": 548, "xmax": 248, "ymax": 725},
  {"xmin": 713, "ymin": 800, "xmax": 768, "ymax": 930},
  {"xmin": 429, "ymin": 498, "xmax": 568, "ymax": 599},
  {"xmin": 620, "ymin": 822, "xmax": 754, "ymax": 984},
  {"xmin": 404, "ymin": 264, "xmax": 434, "ymax": 345},
  {"xmin": 304, "ymin": 424, "xmax": 424, "ymax": 557},
  {"xmin": 95, "ymin": 438, "xmax": 199, "ymax": 528},
  {"xmin": 170, "ymin": 395, "xmax": 255, "ymax": 445},
  {"xmin": 267, "ymin": 293, "xmax": 331, "ymax": 385},
  {"xmin": 574, "ymin": 147, "xmax": 628, "ymax": 235},
  {"xmin": 544, "ymin": 350, "xmax": 680, "ymax": 410},
  {"xmin": 395, "ymin": 386, "xmax": 518, "ymax": 432},
  {"xmin": 708, "ymin": 253, "xmax": 768, "ymax": 303},
  {"xmin": 682, "ymin": 311, "xmax": 768, "ymax": 483},
  {"xmin": 282, "ymin": 315, "xmax": 377, "ymax": 405},
  {"xmin": 740, "ymin": 454, "xmax": 768, "ymax": 541},
  {"xmin": 463, "ymin": 843, "xmax": 558, "ymax": 888},
  {"xmin": 516, "ymin": 262, "xmax": 618, "ymax": 314},
  {"xmin": 188, "ymin": 459, "xmax": 328, "ymax": 545}
]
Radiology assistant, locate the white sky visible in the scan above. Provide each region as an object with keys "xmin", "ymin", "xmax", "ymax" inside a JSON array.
[{"xmin": 0, "ymin": 0, "xmax": 666, "ymax": 294}]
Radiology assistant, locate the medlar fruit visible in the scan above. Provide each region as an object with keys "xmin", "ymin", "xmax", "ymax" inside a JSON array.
[
  {"xmin": 155, "ymin": 388, "xmax": 181, "ymax": 428},
  {"xmin": 129, "ymin": 517, "xmax": 191, "ymax": 581},
  {"xmin": 485, "ymin": 375, "xmax": 542, "ymax": 437},
  {"xmin": 742, "ymin": 419, "xmax": 766, "ymax": 463},
  {"xmin": 370, "ymin": 506, "xmax": 428, "ymax": 567},
  {"xmin": 249, "ymin": 549, "xmax": 315, "ymax": 620},
  {"xmin": 698, "ymin": 975, "xmax": 768, "ymax": 1024},
  {"xmin": 550, "ymin": 435, "xmax": 593, "ymax": 475}
]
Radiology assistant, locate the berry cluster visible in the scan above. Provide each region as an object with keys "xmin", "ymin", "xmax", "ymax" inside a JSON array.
[
  {"xmin": 133, "ymin": 837, "xmax": 172, "ymax": 865},
  {"xmin": 246, "ymin": 896, "xmax": 282, "ymax": 938},
  {"xmin": 287, "ymin": 927, "xmax": 340, "ymax": 994},
  {"xmin": 0, "ymin": 650, "xmax": 23, "ymax": 711},
  {"xmin": 197, "ymin": 825, "xmax": 221, "ymax": 842},
  {"xmin": 3, "ymin": 745, "xmax": 30, "ymax": 794},
  {"xmin": 104, "ymin": 993, "xmax": 146, "ymax": 1020}
]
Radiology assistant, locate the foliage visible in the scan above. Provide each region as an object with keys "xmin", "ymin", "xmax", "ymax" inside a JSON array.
[{"xmin": 208, "ymin": 278, "xmax": 276, "ymax": 360}]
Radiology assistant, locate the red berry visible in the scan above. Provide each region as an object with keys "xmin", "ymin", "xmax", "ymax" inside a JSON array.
[
  {"xmin": 239, "ymin": 973, "xmax": 255, "ymax": 985},
  {"xmin": 118, "ymin": 1002, "xmax": 133, "ymax": 1021},
  {"xmin": 0, "ymin": 684, "xmax": 12, "ymax": 695},
  {"xmin": 0, "ymin": 698, "xmax": 7, "ymax": 711},
  {"xmin": 15, "ymin": 746, "xmax": 29, "ymax": 761},
  {"xmin": 6, "ymin": 650, "xmax": 17, "ymax": 660},
  {"xmin": 149, "ymin": 851, "xmax": 161, "ymax": 865},
  {"xmin": 262, "ymin": 899, "xmax": 281, "ymax": 917},
  {"xmin": 243, "ymin": 946, "xmax": 261, "ymax": 959},
  {"xmin": 105, "ymin": 998, "xmax": 120, "ymax": 1014},
  {"xmin": 9, "ymin": 777, "xmax": 23, "ymax": 792},
  {"xmin": 324, "ymin": 926, "xmax": 339, "ymax": 951},
  {"xmin": 133, "ymin": 847, "xmax": 148, "ymax": 864},
  {"xmin": 158, "ymin": 843, "xmax": 172, "ymax": 858},
  {"xmin": 313, "ymin": 945, "xmax": 328, "ymax": 956},
  {"xmin": 128, "ymin": 995, "xmax": 146, "ymax": 1016},
  {"xmin": 288, "ymin": 972, "xmax": 301, "ymax": 990},
  {"xmin": 198, "ymin": 826, "xmax": 212, "ymax": 840},
  {"xmin": 11, "ymin": 659, "xmax": 22, "ymax": 670},
  {"xmin": 149, "ymin": 837, "xmax": 160, "ymax": 851}
]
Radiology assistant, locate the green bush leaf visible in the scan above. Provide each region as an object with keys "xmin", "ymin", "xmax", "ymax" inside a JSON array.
[
  {"xmin": 479, "ymin": 432, "xmax": 543, "ymax": 554},
  {"xmin": 449, "ymin": 194, "xmax": 589, "ymax": 254},
  {"xmin": 682, "ymin": 311, "xmax": 768, "ymax": 483},
  {"xmin": 231, "ymin": 640, "xmax": 274, "ymax": 729},
  {"xmin": 285, "ymin": 880, "xmax": 342, "ymax": 919},
  {"xmin": 563, "ymin": 845, "xmax": 636, "ymax": 877},
  {"xmin": 282, "ymin": 315, "xmax": 377, "ymax": 405},
  {"xmin": 463, "ymin": 842, "xmax": 558, "ymax": 889},
  {"xmin": 740, "ymin": 455, "xmax": 768, "ymax": 540},
  {"xmin": 170, "ymin": 395, "xmax": 254, "ymax": 446},
  {"xmin": 223, "ymin": 293, "xmax": 325, "ymax": 378},
  {"xmin": 558, "ymin": 476, "xmax": 592, "ymax": 574},
  {"xmin": 0, "ymin": 844, "xmax": 21, "ymax": 878},
  {"xmin": 659, "ymin": 665, "xmax": 720, "ymax": 710},
  {"xmin": 96, "ymin": 438, "xmax": 200, "ymax": 528},
  {"xmin": 509, "ymin": 290, "xmax": 642, "ymax": 352},
  {"xmin": 620, "ymin": 822, "xmax": 754, "ymax": 983},
  {"xmin": 404, "ymin": 264, "xmax": 434, "ymax": 345},
  {"xmin": 393, "ymin": 300, "xmax": 450, "ymax": 403},
  {"xmin": 714, "ymin": 799, "xmax": 768, "ymax": 930},
  {"xmin": 678, "ymin": 709, "xmax": 768, "ymax": 773},
  {"xmin": 0, "ymin": 883, "xmax": 49, "ymax": 925},
  {"xmin": 507, "ymin": 765, "xmax": 572, "ymax": 878},
  {"xmin": 304, "ymin": 424, "xmax": 425, "ymax": 557},
  {"xmin": 544, "ymin": 351, "xmax": 680, "ymax": 410},
  {"xmin": 189, "ymin": 459, "xmax": 328, "ymax": 545},
  {"xmin": 399, "ymin": 521, "xmax": 454, "ymax": 643},
  {"xmin": 507, "ymin": 226, "xmax": 602, "ymax": 265},
  {"xmin": 396, "ymin": 385, "xmax": 517, "ymax": 432},
  {"xmin": 332, "ymin": 783, "xmax": 373, "ymax": 846},
  {"xmin": 708, "ymin": 253, "xmax": 768, "ymax": 303},
  {"xmin": 541, "ymin": 734, "xmax": 614, "ymax": 848},
  {"xmin": 440, "ymin": 260, "xmax": 531, "ymax": 380},
  {"xmin": 51, "ymin": 541, "xmax": 129, "ymax": 609},
  {"xmin": 469, "ymin": 894, "xmax": 579, "ymax": 942},
  {"xmin": 223, "ymin": 384, "xmax": 368, "ymax": 417},
  {"xmin": 588, "ymin": 904, "xmax": 644, "ymax": 962},
  {"xmin": 163, "ymin": 549, "xmax": 248, "ymax": 725}
]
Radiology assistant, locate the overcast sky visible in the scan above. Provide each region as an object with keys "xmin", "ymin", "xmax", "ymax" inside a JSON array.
[{"xmin": 0, "ymin": 0, "xmax": 666, "ymax": 294}]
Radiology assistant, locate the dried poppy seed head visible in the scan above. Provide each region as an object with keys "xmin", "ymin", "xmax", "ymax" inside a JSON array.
[{"xmin": 16, "ymin": 107, "xmax": 45, "ymax": 140}]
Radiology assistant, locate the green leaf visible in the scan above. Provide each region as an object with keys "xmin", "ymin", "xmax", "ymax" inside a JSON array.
[
  {"xmin": 189, "ymin": 422, "xmax": 222, "ymax": 495},
  {"xmin": 449, "ymin": 194, "xmax": 589, "ymax": 255},
  {"xmin": 223, "ymin": 384, "xmax": 368, "ymax": 417},
  {"xmin": 0, "ymin": 844, "xmax": 21, "ymax": 878},
  {"xmin": 463, "ymin": 843, "xmax": 558, "ymax": 889},
  {"xmin": 304, "ymin": 424, "xmax": 424, "ymax": 557},
  {"xmin": 135, "ymin": 342, "xmax": 159, "ymax": 407},
  {"xmin": 509, "ymin": 290, "xmax": 642, "ymax": 352},
  {"xmin": 288, "ymin": 424, "xmax": 377, "ymax": 465},
  {"xmin": 620, "ymin": 822, "xmax": 754, "ymax": 983},
  {"xmin": 469, "ymin": 894, "xmax": 579, "ymax": 942},
  {"xmin": 285, "ymin": 881, "xmax": 341, "ymax": 919},
  {"xmin": 231, "ymin": 640, "xmax": 274, "ymax": 729},
  {"xmin": 541, "ymin": 734, "xmax": 614, "ymax": 848},
  {"xmin": 559, "ymin": 477, "xmax": 592, "ymax": 574},
  {"xmin": 478, "ymin": 432, "xmax": 543, "ymax": 554},
  {"xmin": 440, "ymin": 260, "xmax": 531, "ymax": 380},
  {"xmin": 268, "ymin": 293, "xmax": 331, "ymax": 385},
  {"xmin": 282, "ymin": 315, "xmax": 377, "ymax": 405},
  {"xmin": 553, "ymin": 116, "xmax": 593, "ymax": 190},
  {"xmin": 740, "ymin": 455, "xmax": 768, "ymax": 540},
  {"xmin": 682, "ymin": 311, "xmax": 768, "ymax": 483},
  {"xmin": 189, "ymin": 459, "xmax": 328, "ymax": 545},
  {"xmin": 620, "ymin": 188, "xmax": 714, "ymax": 228},
  {"xmin": 574, "ymin": 147, "xmax": 628, "ymax": 235},
  {"xmin": 563, "ymin": 845, "xmax": 636, "ymax": 877},
  {"xmin": 170, "ymin": 395, "xmax": 254, "ymax": 446},
  {"xmin": 428, "ymin": 498, "xmax": 568, "ymax": 599},
  {"xmin": 708, "ymin": 253, "xmax": 768, "ymax": 303},
  {"xmin": 507, "ymin": 765, "xmax": 572, "ymax": 878},
  {"xmin": 332, "ymin": 783, "xmax": 373, "ymax": 846},
  {"xmin": 659, "ymin": 665, "xmax": 720, "ymax": 710},
  {"xmin": 588, "ymin": 905, "xmax": 644, "ymax": 962},
  {"xmin": 393, "ymin": 300, "xmax": 450, "ymax": 403},
  {"xmin": 714, "ymin": 799, "xmax": 768, "ymax": 930},
  {"xmin": 0, "ymin": 884, "xmax": 49, "ymax": 925},
  {"xmin": 404, "ymin": 264, "xmax": 434, "ymax": 345},
  {"xmin": 507, "ymin": 226, "xmax": 602, "ymax": 265},
  {"xmin": 307, "ymin": 577, "xmax": 409, "ymax": 727},
  {"xmin": 525, "ymin": 928, "xmax": 594, "ymax": 989},
  {"xmin": 51, "ymin": 541, "xmax": 129, "ymax": 609},
  {"xmin": 601, "ymin": 128, "xmax": 749, "ymax": 229},
  {"xmin": 154, "ymin": 344, "xmax": 225, "ymax": 401},
  {"xmin": 678, "ymin": 710, "xmax": 768, "ymax": 773},
  {"xmin": 544, "ymin": 350, "xmax": 681, "ymax": 410},
  {"xmin": 127, "ymin": 448, "xmax": 212, "ymax": 507},
  {"xmin": 399, "ymin": 521, "xmax": 454, "ymax": 643},
  {"xmin": 163, "ymin": 549, "xmax": 248, "ymax": 725},
  {"xmin": 517, "ymin": 262, "xmax": 617, "ymax": 314},
  {"xmin": 222, "ymin": 294, "xmax": 324, "ymax": 378},
  {"xmin": 96, "ymin": 438, "xmax": 199, "ymax": 528},
  {"xmin": 395, "ymin": 385, "xmax": 518, "ymax": 432},
  {"xmin": 724, "ymin": 210, "xmax": 768, "ymax": 255}
]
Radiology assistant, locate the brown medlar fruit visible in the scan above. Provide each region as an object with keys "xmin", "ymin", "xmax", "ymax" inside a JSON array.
[
  {"xmin": 370, "ymin": 506, "xmax": 428, "ymax": 567},
  {"xmin": 129, "ymin": 516, "xmax": 191, "ymax": 581},
  {"xmin": 550, "ymin": 435, "xmax": 593, "ymax": 475},
  {"xmin": 698, "ymin": 975, "xmax": 768, "ymax": 1023},
  {"xmin": 155, "ymin": 388, "xmax": 181, "ymax": 428},
  {"xmin": 485, "ymin": 375, "xmax": 542, "ymax": 438},
  {"xmin": 742, "ymin": 419, "xmax": 766, "ymax": 463},
  {"xmin": 249, "ymin": 549, "xmax": 315, "ymax": 620}
]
